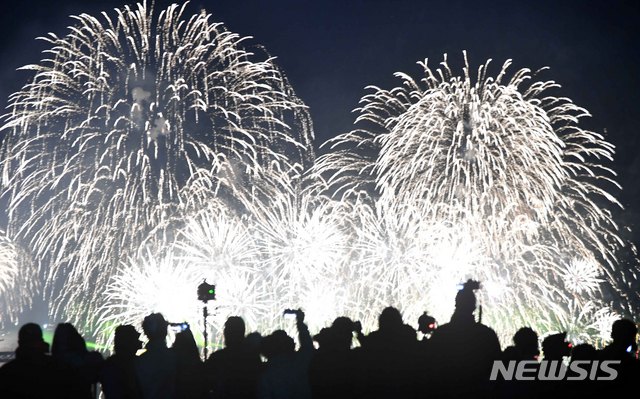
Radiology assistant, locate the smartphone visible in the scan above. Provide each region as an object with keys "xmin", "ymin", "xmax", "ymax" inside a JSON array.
[
  {"xmin": 169, "ymin": 322, "xmax": 189, "ymax": 332},
  {"xmin": 283, "ymin": 309, "xmax": 297, "ymax": 319}
]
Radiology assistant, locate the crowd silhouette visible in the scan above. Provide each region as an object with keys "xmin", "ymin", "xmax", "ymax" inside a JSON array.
[{"xmin": 0, "ymin": 280, "xmax": 637, "ymax": 398}]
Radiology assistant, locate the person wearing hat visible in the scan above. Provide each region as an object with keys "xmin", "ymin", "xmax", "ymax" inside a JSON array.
[{"xmin": 427, "ymin": 280, "xmax": 501, "ymax": 397}]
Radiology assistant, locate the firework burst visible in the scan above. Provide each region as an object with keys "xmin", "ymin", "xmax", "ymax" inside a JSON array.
[
  {"xmin": 0, "ymin": 231, "xmax": 19, "ymax": 297},
  {"xmin": 246, "ymin": 166, "xmax": 352, "ymax": 333},
  {"xmin": 1, "ymin": 3, "xmax": 635, "ymax": 348},
  {"xmin": 97, "ymin": 249, "xmax": 202, "ymax": 347},
  {"xmin": 0, "ymin": 230, "xmax": 35, "ymax": 327},
  {"xmin": 315, "ymin": 52, "xmax": 638, "ymax": 341},
  {"xmin": 0, "ymin": 1, "xmax": 313, "ymax": 328}
]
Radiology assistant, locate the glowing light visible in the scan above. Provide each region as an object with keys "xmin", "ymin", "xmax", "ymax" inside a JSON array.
[
  {"xmin": 97, "ymin": 249, "xmax": 202, "ymax": 347},
  {"xmin": 0, "ymin": 1, "xmax": 313, "ymax": 329},
  {"xmin": 0, "ymin": 231, "xmax": 19, "ymax": 297},
  {"xmin": 0, "ymin": 0, "xmax": 635, "ymax": 349},
  {"xmin": 0, "ymin": 230, "xmax": 33, "ymax": 327},
  {"xmin": 313, "ymin": 52, "xmax": 638, "ymax": 342},
  {"xmin": 560, "ymin": 258, "xmax": 604, "ymax": 295}
]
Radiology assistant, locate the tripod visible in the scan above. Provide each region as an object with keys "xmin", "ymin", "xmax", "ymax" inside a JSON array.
[
  {"xmin": 198, "ymin": 279, "xmax": 216, "ymax": 361},
  {"xmin": 202, "ymin": 303, "xmax": 209, "ymax": 360}
]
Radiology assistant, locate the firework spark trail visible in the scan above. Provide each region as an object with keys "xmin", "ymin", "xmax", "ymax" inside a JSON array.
[
  {"xmin": 0, "ymin": 1, "xmax": 313, "ymax": 328},
  {"xmin": 239, "ymin": 165, "xmax": 354, "ymax": 333},
  {"xmin": 0, "ymin": 230, "xmax": 34, "ymax": 327},
  {"xmin": 98, "ymin": 210, "xmax": 274, "ymax": 349},
  {"xmin": 97, "ymin": 249, "xmax": 202, "ymax": 348},
  {"xmin": 1, "ymin": 0, "xmax": 636, "ymax": 348},
  {"xmin": 172, "ymin": 202, "xmax": 274, "ymax": 335},
  {"xmin": 314, "ymin": 52, "xmax": 638, "ymax": 342},
  {"xmin": 104, "ymin": 165, "xmax": 362, "ymax": 344},
  {"xmin": 0, "ymin": 231, "xmax": 18, "ymax": 296}
]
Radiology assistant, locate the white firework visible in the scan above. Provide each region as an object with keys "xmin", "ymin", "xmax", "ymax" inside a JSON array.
[
  {"xmin": 175, "ymin": 204, "xmax": 258, "ymax": 274},
  {"xmin": 98, "ymin": 249, "xmax": 203, "ymax": 348},
  {"xmin": 314, "ymin": 52, "xmax": 637, "ymax": 343},
  {"xmin": 2, "ymin": 4, "xmax": 636, "ymax": 350},
  {"xmin": 536, "ymin": 300, "xmax": 620, "ymax": 347},
  {"xmin": 560, "ymin": 258, "xmax": 604, "ymax": 295},
  {"xmin": 207, "ymin": 268, "xmax": 275, "ymax": 337},
  {"xmin": 0, "ymin": 1, "xmax": 313, "ymax": 329},
  {"xmin": 0, "ymin": 231, "xmax": 19, "ymax": 296},
  {"xmin": 0, "ymin": 230, "xmax": 34, "ymax": 327},
  {"xmin": 591, "ymin": 307, "xmax": 621, "ymax": 344},
  {"xmin": 239, "ymin": 165, "xmax": 352, "ymax": 331},
  {"xmin": 171, "ymin": 203, "xmax": 272, "ymax": 337}
]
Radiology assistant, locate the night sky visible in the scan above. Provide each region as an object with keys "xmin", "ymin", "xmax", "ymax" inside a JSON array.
[{"xmin": 1, "ymin": 0, "xmax": 639, "ymax": 248}]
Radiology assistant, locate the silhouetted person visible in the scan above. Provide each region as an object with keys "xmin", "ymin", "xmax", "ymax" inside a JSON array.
[
  {"xmin": 135, "ymin": 313, "xmax": 177, "ymax": 399},
  {"xmin": 534, "ymin": 332, "xmax": 571, "ymax": 397},
  {"xmin": 100, "ymin": 325, "xmax": 142, "ymax": 399},
  {"xmin": 0, "ymin": 323, "xmax": 66, "ymax": 398},
  {"xmin": 258, "ymin": 309, "xmax": 313, "ymax": 399},
  {"xmin": 503, "ymin": 327, "xmax": 539, "ymax": 361},
  {"xmin": 570, "ymin": 343, "xmax": 597, "ymax": 362},
  {"xmin": 541, "ymin": 332, "xmax": 571, "ymax": 361},
  {"xmin": 51, "ymin": 322, "xmax": 104, "ymax": 399},
  {"xmin": 600, "ymin": 319, "xmax": 638, "ymax": 362},
  {"xmin": 566, "ymin": 343, "xmax": 599, "ymax": 398},
  {"xmin": 206, "ymin": 316, "xmax": 261, "ymax": 399},
  {"xmin": 309, "ymin": 317, "xmax": 358, "ymax": 399},
  {"xmin": 598, "ymin": 319, "xmax": 638, "ymax": 392},
  {"xmin": 245, "ymin": 331, "xmax": 264, "ymax": 357},
  {"xmin": 173, "ymin": 327, "xmax": 206, "ymax": 399},
  {"xmin": 356, "ymin": 307, "xmax": 418, "ymax": 399},
  {"xmin": 428, "ymin": 280, "xmax": 501, "ymax": 398},
  {"xmin": 499, "ymin": 327, "xmax": 540, "ymax": 399}
]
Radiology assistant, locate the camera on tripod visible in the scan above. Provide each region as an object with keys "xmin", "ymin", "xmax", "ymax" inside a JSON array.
[
  {"xmin": 198, "ymin": 280, "xmax": 216, "ymax": 303},
  {"xmin": 418, "ymin": 312, "xmax": 437, "ymax": 334},
  {"xmin": 197, "ymin": 279, "xmax": 216, "ymax": 360}
]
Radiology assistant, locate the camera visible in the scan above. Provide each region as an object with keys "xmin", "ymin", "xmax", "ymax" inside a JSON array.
[
  {"xmin": 283, "ymin": 309, "xmax": 297, "ymax": 319},
  {"xmin": 169, "ymin": 322, "xmax": 189, "ymax": 333},
  {"xmin": 198, "ymin": 280, "xmax": 216, "ymax": 302},
  {"xmin": 418, "ymin": 312, "xmax": 437, "ymax": 334},
  {"xmin": 457, "ymin": 279, "xmax": 481, "ymax": 291}
]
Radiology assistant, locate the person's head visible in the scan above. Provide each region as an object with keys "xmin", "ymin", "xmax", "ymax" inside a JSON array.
[
  {"xmin": 513, "ymin": 327, "xmax": 539, "ymax": 359},
  {"xmin": 571, "ymin": 343, "xmax": 597, "ymax": 362},
  {"xmin": 273, "ymin": 330, "xmax": 295, "ymax": 353},
  {"xmin": 331, "ymin": 317, "xmax": 355, "ymax": 349},
  {"xmin": 52, "ymin": 323, "xmax": 86, "ymax": 358},
  {"xmin": 224, "ymin": 316, "xmax": 246, "ymax": 348},
  {"xmin": 173, "ymin": 328, "xmax": 200, "ymax": 363},
  {"xmin": 455, "ymin": 285, "xmax": 477, "ymax": 315},
  {"xmin": 261, "ymin": 330, "xmax": 294, "ymax": 360},
  {"xmin": 17, "ymin": 323, "xmax": 48, "ymax": 354},
  {"xmin": 113, "ymin": 325, "xmax": 141, "ymax": 356},
  {"xmin": 610, "ymin": 319, "xmax": 637, "ymax": 347},
  {"xmin": 245, "ymin": 332, "xmax": 263, "ymax": 353},
  {"xmin": 542, "ymin": 332, "xmax": 571, "ymax": 360},
  {"xmin": 142, "ymin": 313, "xmax": 168, "ymax": 342},
  {"xmin": 313, "ymin": 327, "xmax": 331, "ymax": 349},
  {"xmin": 379, "ymin": 307, "xmax": 403, "ymax": 331}
]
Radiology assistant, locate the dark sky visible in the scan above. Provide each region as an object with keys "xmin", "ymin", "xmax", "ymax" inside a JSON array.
[{"xmin": 0, "ymin": 0, "xmax": 638, "ymax": 245}]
